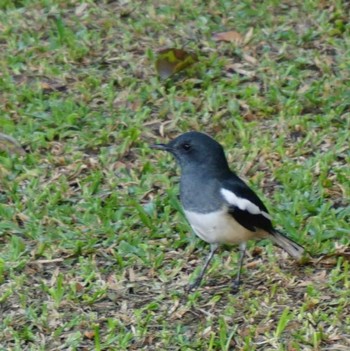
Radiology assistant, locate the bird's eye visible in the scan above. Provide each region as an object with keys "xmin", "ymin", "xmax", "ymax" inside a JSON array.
[{"xmin": 182, "ymin": 143, "xmax": 191, "ymax": 151}]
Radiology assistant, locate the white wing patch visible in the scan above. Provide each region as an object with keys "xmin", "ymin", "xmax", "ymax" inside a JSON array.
[{"xmin": 220, "ymin": 188, "xmax": 271, "ymax": 220}]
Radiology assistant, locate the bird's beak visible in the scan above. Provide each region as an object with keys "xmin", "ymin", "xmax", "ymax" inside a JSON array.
[{"xmin": 150, "ymin": 143, "xmax": 173, "ymax": 152}]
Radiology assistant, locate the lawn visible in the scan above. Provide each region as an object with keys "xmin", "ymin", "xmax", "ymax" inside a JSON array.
[{"xmin": 0, "ymin": 0, "xmax": 349, "ymax": 350}]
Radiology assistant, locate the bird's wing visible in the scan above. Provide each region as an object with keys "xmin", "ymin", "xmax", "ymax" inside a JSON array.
[{"xmin": 220, "ymin": 176, "xmax": 273, "ymax": 233}]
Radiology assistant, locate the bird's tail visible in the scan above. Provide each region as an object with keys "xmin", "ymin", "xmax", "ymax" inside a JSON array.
[{"xmin": 269, "ymin": 229, "xmax": 305, "ymax": 260}]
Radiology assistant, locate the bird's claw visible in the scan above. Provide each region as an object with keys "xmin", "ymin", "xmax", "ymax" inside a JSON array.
[
  {"xmin": 231, "ymin": 279, "xmax": 240, "ymax": 294},
  {"xmin": 185, "ymin": 278, "xmax": 202, "ymax": 293}
]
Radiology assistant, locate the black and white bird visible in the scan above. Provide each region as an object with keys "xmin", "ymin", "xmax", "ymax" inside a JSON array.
[{"xmin": 151, "ymin": 131, "xmax": 305, "ymax": 292}]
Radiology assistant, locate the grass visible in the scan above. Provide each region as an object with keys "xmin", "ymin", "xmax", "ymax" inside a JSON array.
[{"xmin": 0, "ymin": 0, "xmax": 349, "ymax": 350}]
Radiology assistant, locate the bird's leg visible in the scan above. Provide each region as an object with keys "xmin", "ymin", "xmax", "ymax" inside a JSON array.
[
  {"xmin": 232, "ymin": 242, "xmax": 247, "ymax": 293},
  {"xmin": 187, "ymin": 243, "xmax": 219, "ymax": 292}
]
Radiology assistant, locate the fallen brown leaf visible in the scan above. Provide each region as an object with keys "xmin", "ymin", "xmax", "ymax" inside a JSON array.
[
  {"xmin": 212, "ymin": 30, "xmax": 243, "ymax": 44},
  {"xmin": 0, "ymin": 132, "xmax": 25, "ymax": 155},
  {"xmin": 225, "ymin": 63, "xmax": 255, "ymax": 78},
  {"xmin": 244, "ymin": 27, "xmax": 254, "ymax": 44},
  {"xmin": 84, "ymin": 330, "xmax": 95, "ymax": 339},
  {"xmin": 155, "ymin": 48, "xmax": 198, "ymax": 79},
  {"xmin": 243, "ymin": 52, "xmax": 258, "ymax": 65}
]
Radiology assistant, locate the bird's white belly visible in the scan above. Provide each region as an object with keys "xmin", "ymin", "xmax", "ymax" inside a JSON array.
[{"xmin": 184, "ymin": 208, "xmax": 259, "ymax": 244}]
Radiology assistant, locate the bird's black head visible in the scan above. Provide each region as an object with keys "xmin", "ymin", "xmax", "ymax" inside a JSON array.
[{"xmin": 151, "ymin": 131, "xmax": 230, "ymax": 174}]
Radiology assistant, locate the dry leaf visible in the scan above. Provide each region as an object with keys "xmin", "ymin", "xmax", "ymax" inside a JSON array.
[
  {"xmin": 243, "ymin": 53, "xmax": 257, "ymax": 65},
  {"xmin": 212, "ymin": 30, "xmax": 243, "ymax": 44},
  {"xmin": 84, "ymin": 330, "xmax": 95, "ymax": 339},
  {"xmin": 298, "ymin": 83, "xmax": 311, "ymax": 94},
  {"xmin": 0, "ymin": 132, "xmax": 25, "ymax": 155},
  {"xmin": 40, "ymin": 81, "xmax": 67, "ymax": 94},
  {"xmin": 107, "ymin": 274, "xmax": 121, "ymax": 291},
  {"xmin": 155, "ymin": 48, "xmax": 198, "ymax": 79},
  {"xmin": 75, "ymin": 282, "xmax": 84, "ymax": 292},
  {"xmin": 168, "ymin": 299, "xmax": 180, "ymax": 315},
  {"xmin": 75, "ymin": 2, "xmax": 88, "ymax": 16},
  {"xmin": 244, "ymin": 27, "xmax": 254, "ymax": 44},
  {"xmin": 225, "ymin": 63, "xmax": 255, "ymax": 78},
  {"xmin": 128, "ymin": 267, "xmax": 136, "ymax": 282},
  {"xmin": 14, "ymin": 212, "xmax": 29, "ymax": 227}
]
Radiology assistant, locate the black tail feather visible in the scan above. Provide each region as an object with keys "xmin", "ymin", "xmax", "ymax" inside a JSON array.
[{"xmin": 269, "ymin": 229, "xmax": 305, "ymax": 260}]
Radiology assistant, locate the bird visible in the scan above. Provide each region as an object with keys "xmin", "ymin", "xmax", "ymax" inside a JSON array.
[{"xmin": 151, "ymin": 131, "xmax": 305, "ymax": 292}]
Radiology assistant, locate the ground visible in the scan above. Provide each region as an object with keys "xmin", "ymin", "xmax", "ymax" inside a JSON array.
[{"xmin": 0, "ymin": 1, "xmax": 349, "ymax": 350}]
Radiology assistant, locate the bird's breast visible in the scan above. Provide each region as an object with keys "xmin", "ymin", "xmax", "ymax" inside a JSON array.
[
  {"xmin": 184, "ymin": 208, "xmax": 260, "ymax": 244},
  {"xmin": 180, "ymin": 175, "xmax": 223, "ymax": 212}
]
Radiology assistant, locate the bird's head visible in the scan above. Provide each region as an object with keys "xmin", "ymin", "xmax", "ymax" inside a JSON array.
[{"xmin": 151, "ymin": 131, "xmax": 229, "ymax": 173}]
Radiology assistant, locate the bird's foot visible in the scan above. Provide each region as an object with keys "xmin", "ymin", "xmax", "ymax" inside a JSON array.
[
  {"xmin": 185, "ymin": 277, "xmax": 202, "ymax": 293},
  {"xmin": 231, "ymin": 279, "xmax": 241, "ymax": 294}
]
